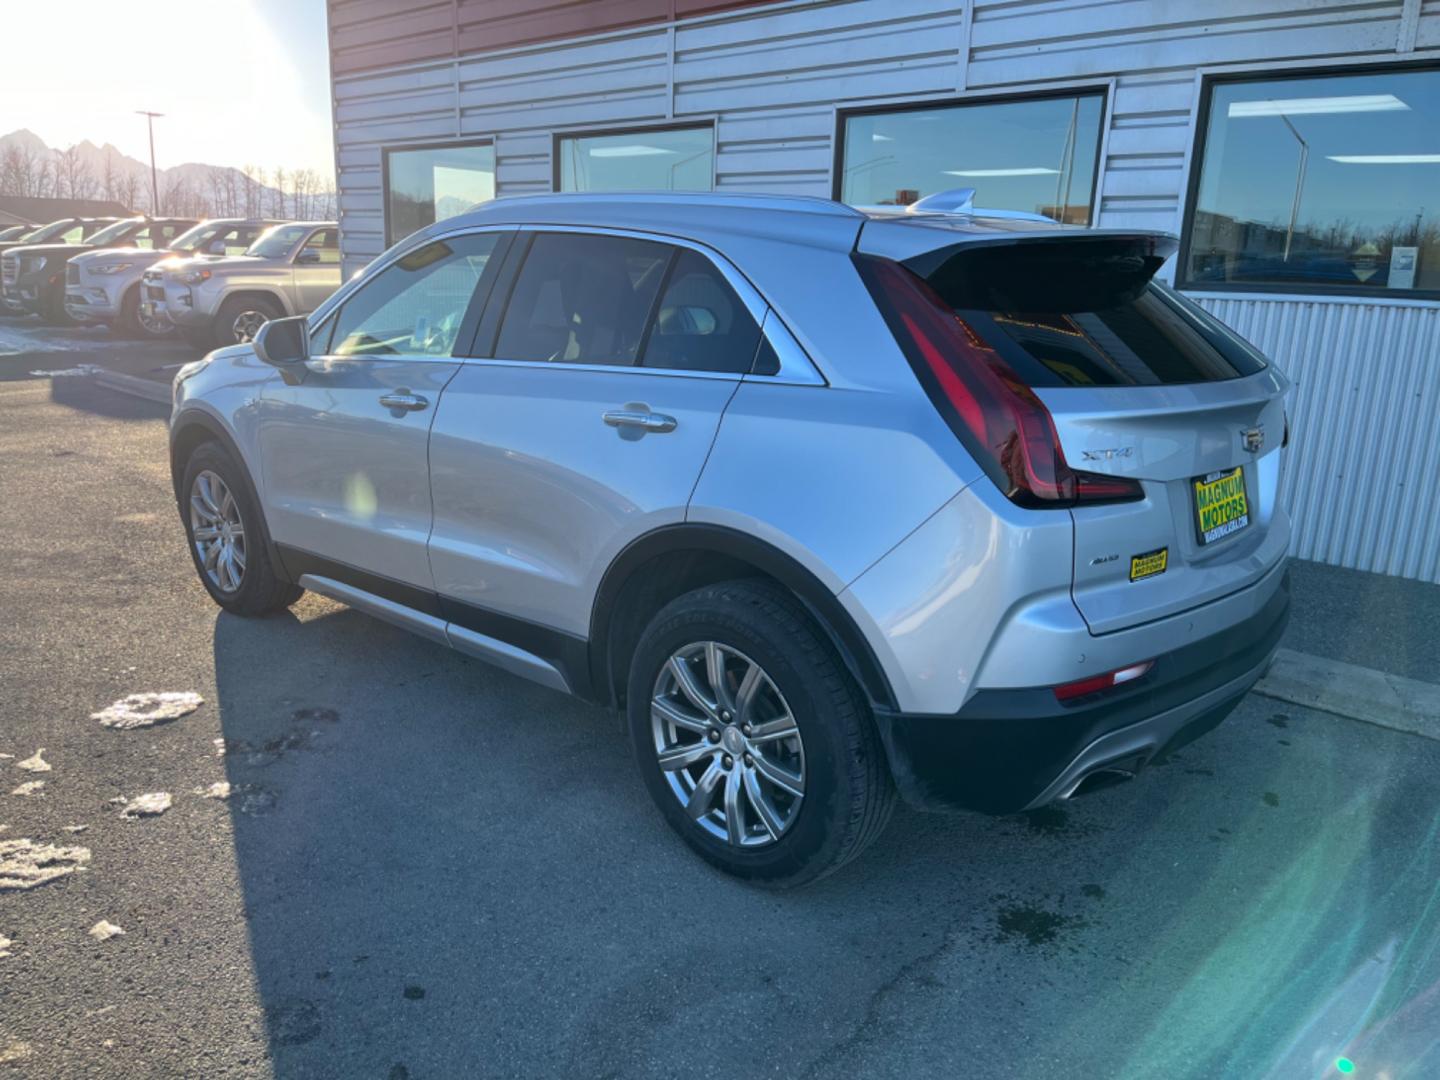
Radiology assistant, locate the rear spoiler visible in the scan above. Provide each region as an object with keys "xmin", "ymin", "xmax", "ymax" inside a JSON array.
[{"xmin": 860, "ymin": 229, "xmax": 1179, "ymax": 313}]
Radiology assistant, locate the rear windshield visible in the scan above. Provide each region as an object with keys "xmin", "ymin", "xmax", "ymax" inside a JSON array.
[{"xmin": 910, "ymin": 239, "xmax": 1268, "ymax": 387}]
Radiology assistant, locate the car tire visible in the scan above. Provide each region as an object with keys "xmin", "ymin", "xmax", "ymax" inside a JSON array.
[
  {"xmin": 213, "ymin": 295, "xmax": 282, "ymax": 349},
  {"xmin": 627, "ymin": 579, "xmax": 895, "ymax": 887},
  {"xmin": 39, "ymin": 286, "xmax": 74, "ymax": 327},
  {"xmin": 179, "ymin": 441, "xmax": 303, "ymax": 616},
  {"xmin": 117, "ymin": 285, "xmax": 172, "ymax": 339}
]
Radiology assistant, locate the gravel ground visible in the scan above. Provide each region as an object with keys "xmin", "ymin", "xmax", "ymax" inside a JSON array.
[{"xmin": 2, "ymin": 349, "xmax": 1439, "ymax": 1079}]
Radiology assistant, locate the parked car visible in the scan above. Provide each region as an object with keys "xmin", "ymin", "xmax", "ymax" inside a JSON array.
[
  {"xmin": 168, "ymin": 192, "xmax": 1291, "ymax": 885},
  {"xmin": 1, "ymin": 216, "xmax": 196, "ymax": 323},
  {"xmin": 0, "ymin": 217, "xmax": 120, "ymax": 314},
  {"xmin": 65, "ymin": 218, "xmax": 284, "ymax": 337},
  {"xmin": 0, "ymin": 225, "xmax": 35, "ymax": 243},
  {"xmin": 145, "ymin": 221, "xmax": 339, "ymax": 348}
]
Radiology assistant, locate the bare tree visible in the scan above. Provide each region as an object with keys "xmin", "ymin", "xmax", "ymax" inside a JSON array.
[
  {"xmin": 116, "ymin": 171, "xmax": 141, "ymax": 213},
  {"xmin": 34, "ymin": 157, "xmax": 57, "ymax": 198},
  {"xmin": 101, "ymin": 152, "xmax": 119, "ymax": 202},
  {"xmin": 268, "ymin": 167, "xmax": 288, "ymax": 218},
  {"xmin": 290, "ymin": 168, "xmax": 321, "ymax": 219},
  {"xmin": 206, "ymin": 167, "xmax": 235, "ymax": 217},
  {"xmin": 56, "ymin": 145, "xmax": 96, "ymax": 200},
  {"xmin": 0, "ymin": 144, "xmax": 43, "ymax": 196}
]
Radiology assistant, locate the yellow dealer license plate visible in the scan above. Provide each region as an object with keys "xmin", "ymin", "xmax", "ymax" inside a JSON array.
[{"xmin": 1193, "ymin": 466, "xmax": 1250, "ymax": 545}]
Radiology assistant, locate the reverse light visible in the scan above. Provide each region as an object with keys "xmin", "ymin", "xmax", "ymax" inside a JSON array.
[
  {"xmin": 1054, "ymin": 661, "xmax": 1154, "ymax": 703},
  {"xmin": 854, "ymin": 254, "xmax": 1143, "ymax": 508}
]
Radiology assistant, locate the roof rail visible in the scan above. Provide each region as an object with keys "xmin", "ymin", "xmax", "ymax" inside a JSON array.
[{"xmin": 484, "ymin": 190, "xmax": 866, "ymax": 219}]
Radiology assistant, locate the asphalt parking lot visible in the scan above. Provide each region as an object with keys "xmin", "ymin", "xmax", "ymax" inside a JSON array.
[{"xmin": 3, "ymin": 324, "xmax": 1440, "ymax": 1079}]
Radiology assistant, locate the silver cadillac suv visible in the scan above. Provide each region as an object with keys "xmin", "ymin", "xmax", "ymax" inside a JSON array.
[{"xmin": 169, "ymin": 191, "xmax": 1291, "ymax": 885}]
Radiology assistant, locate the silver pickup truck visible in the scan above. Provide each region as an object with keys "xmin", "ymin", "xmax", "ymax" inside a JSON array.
[
  {"xmin": 65, "ymin": 218, "xmax": 281, "ymax": 337},
  {"xmin": 143, "ymin": 221, "xmax": 341, "ymax": 349}
]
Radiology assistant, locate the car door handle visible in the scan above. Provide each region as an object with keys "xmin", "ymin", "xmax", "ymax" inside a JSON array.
[
  {"xmin": 603, "ymin": 409, "xmax": 677, "ymax": 433},
  {"xmin": 379, "ymin": 391, "xmax": 429, "ymax": 412}
]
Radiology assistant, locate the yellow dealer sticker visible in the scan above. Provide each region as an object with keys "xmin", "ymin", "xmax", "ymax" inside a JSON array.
[{"xmin": 1129, "ymin": 547, "xmax": 1168, "ymax": 582}]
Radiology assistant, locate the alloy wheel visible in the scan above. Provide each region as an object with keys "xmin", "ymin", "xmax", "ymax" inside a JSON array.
[
  {"xmin": 651, "ymin": 641, "xmax": 806, "ymax": 848},
  {"xmin": 138, "ymin": 307, "xmax": 174, "ymax": 337},
  {"xmin": 231, "ymin": 310, "xmax": 268, "ymax": 343},
  {"xmin": 189, "ymin": 470, "xmax": 246, "ymax": 593}
]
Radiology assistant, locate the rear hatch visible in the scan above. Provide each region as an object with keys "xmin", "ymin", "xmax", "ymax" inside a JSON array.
[{"xmin": 857, "ymin": 222, "xmax": 1290, "ymax": 636}]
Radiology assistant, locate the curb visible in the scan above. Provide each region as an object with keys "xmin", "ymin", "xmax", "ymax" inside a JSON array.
[
  {"xmin": 94, "ymin": 369, "xmax": 172, "ymax": 407},
  {"xmin": 1254, "ymin": 648, "xmax": 1440, "ymax": 742}
]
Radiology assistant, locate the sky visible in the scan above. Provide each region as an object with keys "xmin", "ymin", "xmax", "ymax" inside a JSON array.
[{"xmin": 0, "ymin": 0, "xmax": 334, "ymax": 177}]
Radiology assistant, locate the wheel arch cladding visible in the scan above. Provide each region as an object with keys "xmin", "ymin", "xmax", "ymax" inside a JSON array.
[
  {"xmin": 220, "ymin": 288, "xmax": 288, "ymax": 317},
  {"xmin": 588, "ymin": 524, "xmax": 896, "ymax": 713},
  {"xmin": 170, "ymin": 412, "xmax": 293, "ymax": 585}
]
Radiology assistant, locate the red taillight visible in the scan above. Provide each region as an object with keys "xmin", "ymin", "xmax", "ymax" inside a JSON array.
[
  {"xmin": 1054, "ymin": 661, "xmax": 1154, "ymax": 703},
  {"xmin": 855, "ymin": 254, "xmax": 1143, "ymax": 509}
]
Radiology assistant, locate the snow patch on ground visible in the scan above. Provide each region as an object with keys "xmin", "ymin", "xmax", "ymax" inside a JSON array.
[
  {"xmin": 0, "ymin": 838, "xmax": 91, "ymax": 890},
  {"xmin": 118, "ymin": 792, "xmax": 172, "ymax": 819},
  {"xmin": 16, "ymin": 749, "xmax": 51, "ymax": 773},
  {"xmin": 0, "ymin": 1040, "xmax": 34, "ymax": 1064},
  {"xmin": 0, "ymin": 934, "xmax": 12, "ymax": 958},
  {"xmin": 10, "ymin": 780, "xmax": 44, "ymax": 797},
  {"xmin": 88, "ymin": 920, "xmax": 125, "ymax": 942},
  {"xmin": 195, "ymin": 781, "xmax": 277, "ymax": 814},
  {"xmin": 92, "ymin": 691, "xmax": 203, "ymax": 729},
  {"xmin": 26, "ymin": 363, "xmax": 104, "ymax": 376}
]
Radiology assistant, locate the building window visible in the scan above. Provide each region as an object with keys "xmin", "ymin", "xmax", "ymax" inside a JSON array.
[
  {"xmin": 1182, "ymin": 65, "xmax": 1440, "ymax": 296},
  {"xmin": 383, "ymin": 140, "xmax": 495, "ymax": 248},
  {"xmin": 556, "ymin": 125, "xmax": 714, "ymax": 192},
  {"xmin": 837, "ymin": 91, "xmax": 1105, "ymax": 222}
]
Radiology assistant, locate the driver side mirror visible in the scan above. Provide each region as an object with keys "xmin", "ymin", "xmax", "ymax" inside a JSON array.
[
  {"xmin": 295, "ymin": 248, "xmax": 321, "ymax": 265},
  {"xmin": 207, "ymin": 240, "xmax": 227, "ymax": 255},
  {"xmin": 252, "ymin": 315, "xmax": 309, "ymax": 367}
]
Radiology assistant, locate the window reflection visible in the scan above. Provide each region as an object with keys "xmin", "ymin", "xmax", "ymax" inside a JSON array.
[
  {"xmin": 385, "ymin": 142, "xmax": 495, "ymax": 246},
  {"xmin": 557, "ymin": 126, "xmax": 714, "ymax": 192},
  {"xmin": 840, "ymin": 93, "xmax": 1104, "ymax": 222},
  {"xmin": 1185, "ymin": 67, "xmax": 1440, "ymax": 294}
]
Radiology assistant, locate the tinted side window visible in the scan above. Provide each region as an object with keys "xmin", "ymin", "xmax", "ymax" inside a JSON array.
[
  {"xmin": 639, "ymin": 250, "xmax": 761, "ymax": 373},
  {"xmin": 302, "ymin": 229, "xmax": 340, "ymax": 264},
  {"xmin": 328, "ymin": 233, "xmax": 500, "ymax": 358},
  {"xmin": 494, "ymin": 232, "xmax": 670, "ymax": 366}
]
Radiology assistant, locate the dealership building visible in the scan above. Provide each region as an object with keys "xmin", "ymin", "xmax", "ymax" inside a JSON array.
[{"xmin": 325, "ymin": 0, "xmax": 1440, "ymax": 582}]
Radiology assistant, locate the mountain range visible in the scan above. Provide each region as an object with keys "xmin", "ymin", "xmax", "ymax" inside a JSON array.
[{"xmin": 0, "ymin": 129, "xmax": 333, "ymax": 217}]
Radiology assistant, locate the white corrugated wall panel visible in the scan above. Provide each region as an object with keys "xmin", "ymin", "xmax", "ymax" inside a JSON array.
[
  {"xmin": 327, "ymin": 0, "xmax": 1440, "ymax": 581},
  {"xmin": 1195, "ymin": 296, "xmax": 1440, "ymax": 583}
]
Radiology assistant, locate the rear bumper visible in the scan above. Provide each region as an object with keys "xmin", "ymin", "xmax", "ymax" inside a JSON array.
[{"xmin": 873, "ymin": 566, "xmax": 1290, "ymax": 815}]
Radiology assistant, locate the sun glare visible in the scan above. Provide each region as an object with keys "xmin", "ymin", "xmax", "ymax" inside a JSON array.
[{"xmin": 0, "ymin": 0, "xmax": 332, "ymax": 177}]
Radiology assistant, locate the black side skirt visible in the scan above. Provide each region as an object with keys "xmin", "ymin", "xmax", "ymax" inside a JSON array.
[{"xmin": 275, "ymin": 545, "xmax": 595, "ymax": 701}]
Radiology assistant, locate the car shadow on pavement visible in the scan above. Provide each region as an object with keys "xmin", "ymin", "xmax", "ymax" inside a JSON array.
[
  {"xmin": 211, "ymin": 599, "xmax": 1440, "ymax": 1079},
  {"xmin": 46, "ymin": 373, "xmax": 171, "ymax": 421}
]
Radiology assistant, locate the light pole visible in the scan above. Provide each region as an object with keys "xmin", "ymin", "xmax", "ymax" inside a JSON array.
[{"xmin": 136, "ymin": 110, "xmax": 163, "ymax": 214}]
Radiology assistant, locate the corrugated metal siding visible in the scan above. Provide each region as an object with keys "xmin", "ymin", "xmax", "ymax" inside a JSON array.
[
  {"xmin": 1195, "ymin": 296, "xmax": 1440, "ymax": 583},
  {"xmin": 328, "ymin": 0, "xmax": 1440, "ymax": 580}
]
